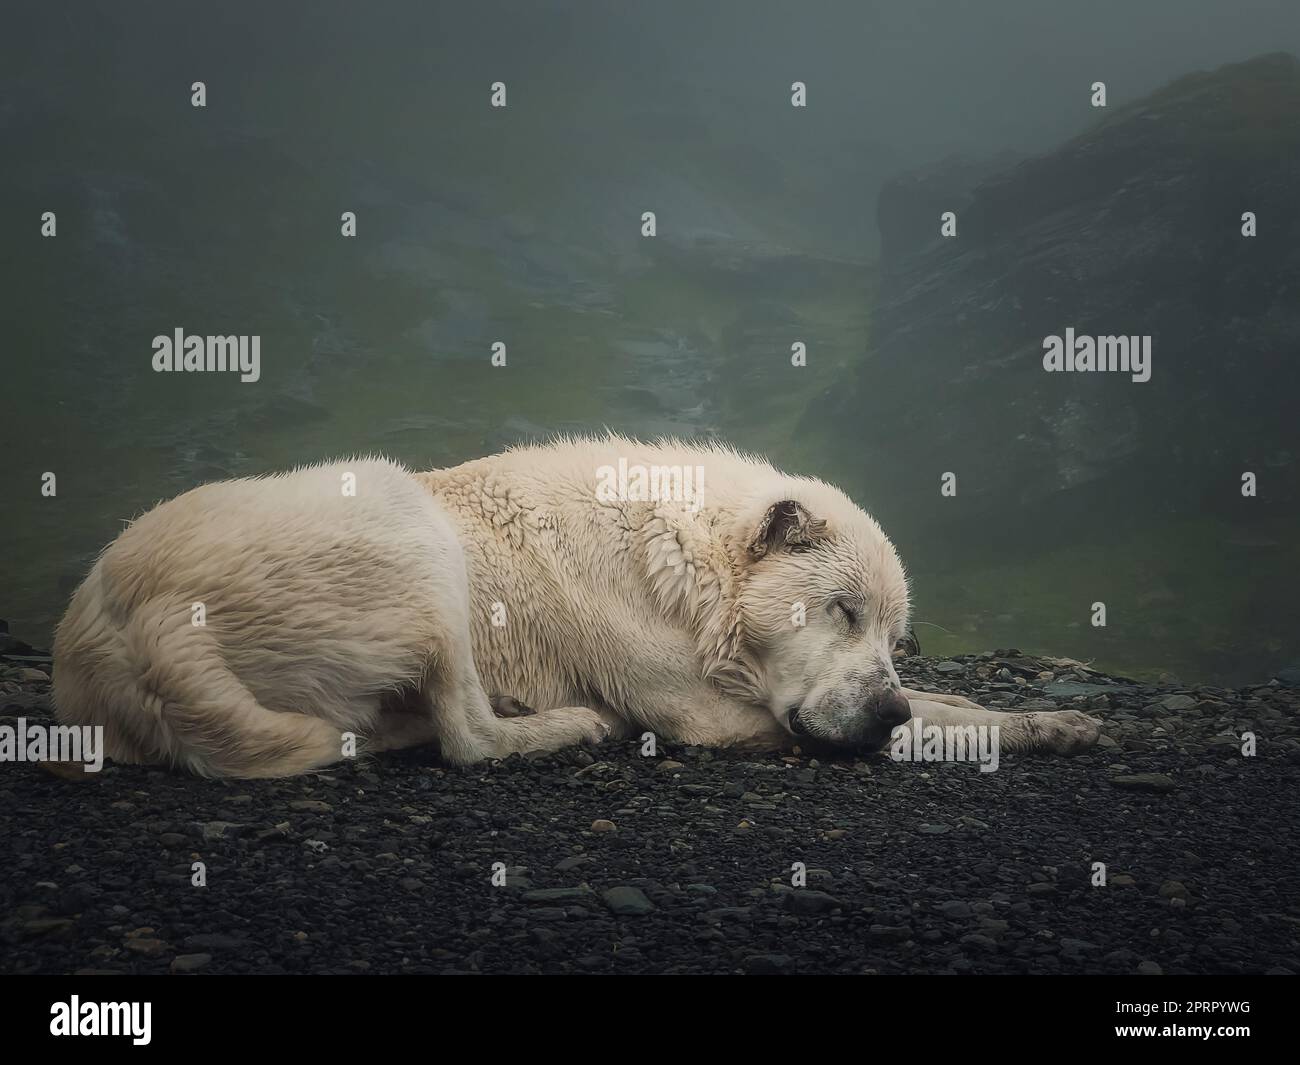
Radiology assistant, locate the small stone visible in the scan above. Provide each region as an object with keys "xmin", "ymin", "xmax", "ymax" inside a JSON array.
[
  {"xmin": 38, "ymin": 759, "xmax": 94, "ymax": 782},
  {"xmin": 590, "ymin": 819, "xmax": 617, "ymax": 833},
  {"xmin": 253, "ymin": 823, "xmax": 292, "ymax": 845},
  {"xmin": 200, "ymin": 821, "xmax": 245, "ymax": 842},
  {"xmin": 1110, "ymin": 773, "xmax": 1176, "ymax": 793},
  {"xmin": 289, "ymin": 800, "xmax": 332, "ymax": 813},
  {"xmin": 602, "ymin": 886, "xmax": 655, "ymax": 916},
  {"xmin": 22, "ymin": 917, "xmax": 74, "ymax": 937},
  {"xmin": 124, "ymin": 937, "xmax": 170, "ymax": 957},
  {"xmin": 656, "ymin": 760, "xmax": 685, "ymax": 774},
  {"xmin": 1160, "ymin": 694, "xmax": 1197, "ymax": 711},
  {"xmin": 1158, "ymin": 880, "xmax": 1188, "ymax": 900},
  {"xmin": 522, "ymin": 887, "xmax": 595, "ymax": 904},
  {"xmin": 786, "ymin": 890, "xmax": 842, "ymax": 915},
  {"xmin": 1137, "ymin": 960, "xmax": 1163, "ymax": 975},
  {"xmin": 170, "ymin": 953, "xmax": 212, "ymax": 973},
  {"xmin": 705, "ymin": 906, "xmax": 753, "ymax": 922},
  {"xmin": 936, "ymin": 661, "xmax": 965, "ymax": 674}
]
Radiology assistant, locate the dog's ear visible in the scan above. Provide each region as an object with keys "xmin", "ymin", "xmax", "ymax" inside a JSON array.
[{"xmin": 746, "ymin": 499, "xmax": 828, "ymax": 559}]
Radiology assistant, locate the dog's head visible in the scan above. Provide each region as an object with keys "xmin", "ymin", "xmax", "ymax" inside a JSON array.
[{"xmin": 730, "ymin": 486, "xmax": 912, "ymax": 750}]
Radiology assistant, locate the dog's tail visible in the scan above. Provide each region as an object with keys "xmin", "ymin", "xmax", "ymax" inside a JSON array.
[
  {"xmin": 145, "ymin": 664, "xmax": 345, "ymax": 779},
  {"xmin": 54, "ymin": 597, "xmax": 344, "ymax": 779}
]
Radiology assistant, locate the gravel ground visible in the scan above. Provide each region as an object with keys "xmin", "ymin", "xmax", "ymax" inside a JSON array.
[{"xmin": 2, "ymin": 634, "xmax": 1298, "ymax": 976}]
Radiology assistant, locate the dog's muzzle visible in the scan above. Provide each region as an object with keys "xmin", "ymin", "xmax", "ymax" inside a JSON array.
[
  {"xmin": 788, "ymin": 690, "xmax": 912, "ymax": 748},
  {"xmin": 870, "ymin": 689, "xmax": 913, "ymax": 728}
]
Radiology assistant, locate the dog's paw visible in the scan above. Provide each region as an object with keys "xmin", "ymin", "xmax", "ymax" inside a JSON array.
[
  {"xmin": 549, "ymin": 705, "xmax": 610, "ymax": 747},
  {"xmin": 1027, "ymin": 709, "xmax": 1101, "ymax": 756}
]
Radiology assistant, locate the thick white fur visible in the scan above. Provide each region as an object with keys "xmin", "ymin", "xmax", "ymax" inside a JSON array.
[{"xmin": 53, "ymin": 436, "xmax": 1099, "ymax": 777}]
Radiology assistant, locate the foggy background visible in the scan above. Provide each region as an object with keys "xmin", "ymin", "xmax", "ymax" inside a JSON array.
[{"xmin": 2, "ymin": 0, "xmax": 1297, "ymax": 683}]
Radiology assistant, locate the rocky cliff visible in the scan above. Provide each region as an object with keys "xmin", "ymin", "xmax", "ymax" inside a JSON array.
[{"xmin": 810, "ymin": 53, "xmax": 1300, "ymax": 550}]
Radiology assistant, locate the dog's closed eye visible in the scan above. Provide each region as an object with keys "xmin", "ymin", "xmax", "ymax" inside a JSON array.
[{"xmin": 830, "ymin": 598, "xmax": 860, "ymax": 627}]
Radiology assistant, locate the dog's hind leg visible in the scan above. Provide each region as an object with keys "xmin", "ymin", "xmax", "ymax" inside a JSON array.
[{"xmin": 417, "ymin": 629, "xmax": 608, "ymax": 764}]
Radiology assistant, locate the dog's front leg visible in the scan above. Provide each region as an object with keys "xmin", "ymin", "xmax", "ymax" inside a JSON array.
[
  {"xmin": 638, "ymin": 687, "xmax": 790, "ymax": 753},
  {"xmin": 904, "ymin": 697, "xmax": 1101, "ymax": 757},
  {"xmin": 899, "ymin": 687, "xmax": 985, "ymax": 709}
]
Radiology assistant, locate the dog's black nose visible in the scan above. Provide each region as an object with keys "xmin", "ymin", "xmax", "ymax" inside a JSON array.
[{"xmin": 871, "ymin": 689, "xmax": 912, "ymax": 727}]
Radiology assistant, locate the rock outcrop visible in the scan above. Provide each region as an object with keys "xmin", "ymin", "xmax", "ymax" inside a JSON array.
[{"xmin": 810, "ymin": 53, "xmax": 1300, "ymax": 544}]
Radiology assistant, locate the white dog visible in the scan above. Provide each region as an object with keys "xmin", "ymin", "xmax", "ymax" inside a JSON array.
[{"xmin": 53, "ymin": 437, "xmax": 1099, "ymax": 777}]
